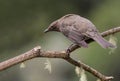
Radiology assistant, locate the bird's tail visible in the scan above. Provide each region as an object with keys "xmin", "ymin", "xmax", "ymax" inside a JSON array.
[{"xmin": 93, "ymin": 34, "xmax": 116, "ymax": 48}]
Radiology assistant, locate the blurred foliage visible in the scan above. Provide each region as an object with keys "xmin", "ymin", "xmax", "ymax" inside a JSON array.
[{"xmin": 0, "ymin": 0, "xmax": 120, "ymax": 81}]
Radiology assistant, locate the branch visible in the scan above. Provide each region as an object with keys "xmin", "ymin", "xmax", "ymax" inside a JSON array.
[
  {"xmin": 0, "ymin": 46, "xmax": 41, "ymax": 70},
  {"xmin": 0, "ymin": 26, "xmax": 120, "ymax": 81}
]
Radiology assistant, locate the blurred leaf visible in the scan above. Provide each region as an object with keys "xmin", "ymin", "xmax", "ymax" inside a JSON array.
[
  {"xmin": 75, "ymin": 66, "xmax": 81, "ymax": 77},
  {"xmin": 96, "ymin": 79, "xmax": 101, "ymax": 81},
  {"xmin": 75, "ymin": 66, "xmax": 87, "ymax": 81},
  {"xmin": 44, "ymin": 59, "xmax": 52, "ymax": 73},
  {"xmin": 20, "ymin": 62, "xmax": 26, "ymax": 68},
  {"xmin": 79, "ymin": 68, "xmax": 87, "ymax": 81},
  {"xmin": 109, "ymin": 35, "xmax": 117, "ymax": 54}
]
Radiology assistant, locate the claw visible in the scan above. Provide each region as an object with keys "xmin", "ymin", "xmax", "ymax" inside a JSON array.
[
  {"xmin": 65, "ymin": 44, "xmax": 75, "ymax": 55},
  {"xmin": 66, "ymin": 48, "xmax": 71, "ymax": 55}
]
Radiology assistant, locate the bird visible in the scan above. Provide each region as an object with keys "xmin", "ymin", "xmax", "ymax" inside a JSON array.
[{"xmin": 44, "ymin": 14, "xmax": 116, "ymax": 49}]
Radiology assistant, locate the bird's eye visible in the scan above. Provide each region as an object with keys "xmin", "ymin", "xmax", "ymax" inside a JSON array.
[
  {"xmin": 52, "ymin": 27, "xmax": 56, "ymax": 29},
  {"xmin": 51, "ymin": 26, "xmax": 58, "ymax": 31}
]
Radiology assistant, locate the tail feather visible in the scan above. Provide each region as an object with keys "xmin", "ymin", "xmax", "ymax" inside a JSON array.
[{"xmin": 93, "ymin": 34, "xmax": 116, "ymax": 48}]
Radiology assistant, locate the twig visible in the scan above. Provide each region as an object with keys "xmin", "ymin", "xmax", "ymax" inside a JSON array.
[
  {"xmin": 64, "ymin": 57, "xmax": 114, "ymax": 81},
  {"xmin": 0, "ymin": 27, "xmax": 120, "ymax": 81}
]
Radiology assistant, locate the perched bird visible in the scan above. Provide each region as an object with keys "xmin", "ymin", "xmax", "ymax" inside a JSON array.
[{"xmin": 44, "ymin": 14, "xmax": 116, "ymax": 48}]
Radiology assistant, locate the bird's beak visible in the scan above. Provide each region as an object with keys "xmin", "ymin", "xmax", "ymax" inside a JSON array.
[{"xmin": 44, "ymin": 28, "xmax": 49, "ymax": 33}]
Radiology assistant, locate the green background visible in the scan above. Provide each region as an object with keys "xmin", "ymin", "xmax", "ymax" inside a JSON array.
[{"xmin": 0, "ymin": 0, "xmax": 120, "ymax": 81}]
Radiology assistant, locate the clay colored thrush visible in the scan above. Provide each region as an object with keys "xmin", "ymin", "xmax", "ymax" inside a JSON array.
[{"xmin": 44, "ymin": 14, "xmax": 116, "ymax": 48}]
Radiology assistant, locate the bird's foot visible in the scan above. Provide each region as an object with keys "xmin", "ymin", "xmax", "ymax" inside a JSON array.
[
  {"xmin": 65, "ymin": 48, "xmax": 71, "ymax": 55},
  {"xmin": 65, "ymin": 44, "xmax": 75, "ymax": 55}
]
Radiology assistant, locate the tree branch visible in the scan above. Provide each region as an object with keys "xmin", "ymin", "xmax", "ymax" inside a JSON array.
[
  {"xmin": 0, "ymin": 26, "xmax": 120, "ymax": 81},
  {"xmin": 0, "ymin": 46, "xmax": 41, "ymax": 71}
]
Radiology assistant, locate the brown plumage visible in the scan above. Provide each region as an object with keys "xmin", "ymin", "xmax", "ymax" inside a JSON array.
[{"xmin": 44, "ymin": 14, "xmax": 116, "ymax": 48}]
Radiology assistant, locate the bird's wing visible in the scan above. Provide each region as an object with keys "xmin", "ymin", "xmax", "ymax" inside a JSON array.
[
  {"xmin": 84, "ymin": 26, "xmax": 98, "ymax": 38},
  {"xmin": 66, "ymin": 26, "xmax": 88, "ymax": 48}
]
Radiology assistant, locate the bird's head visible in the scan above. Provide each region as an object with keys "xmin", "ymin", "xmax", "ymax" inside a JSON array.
[
  {"xmin": 44, "ymin": 20, "xmax": 59, "ymax": 33},
  {"xmin": 44, "ymin": 14, "xmax": 76, "ymax": 33}
]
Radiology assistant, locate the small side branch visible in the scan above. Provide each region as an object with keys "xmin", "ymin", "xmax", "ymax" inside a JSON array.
[{"xmin": 64, "ymin": 57, "xmax": 113, "ymax": 81}]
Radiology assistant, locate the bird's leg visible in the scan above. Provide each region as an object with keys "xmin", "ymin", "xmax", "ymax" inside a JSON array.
[{"xmin": 66, "ymin": 44, "xmax": 77, "ymax": 55}]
